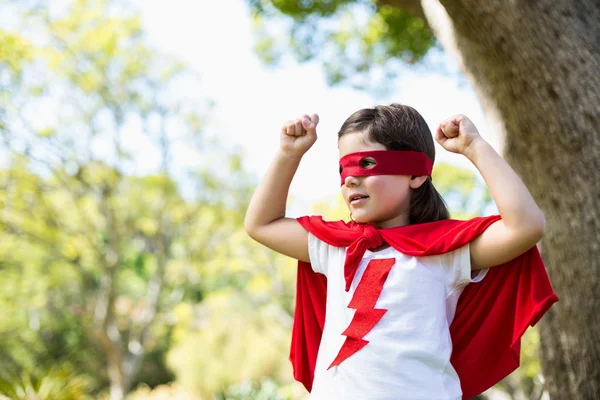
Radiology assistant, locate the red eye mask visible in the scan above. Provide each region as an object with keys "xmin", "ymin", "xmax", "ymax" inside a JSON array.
[{"xmin": 339, "ymin": 150, "xmax": 433, "ymax": 185}]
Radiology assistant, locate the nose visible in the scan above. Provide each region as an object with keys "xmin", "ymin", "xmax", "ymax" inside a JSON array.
[{"xmin": 344, "ymin": 175, "xmax": 359, "ymax": 187}]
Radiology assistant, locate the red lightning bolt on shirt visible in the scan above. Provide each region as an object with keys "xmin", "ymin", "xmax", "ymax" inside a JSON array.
[{"xmin": 328, "ymin": 258, "xmax": 395, "ymax": 369}]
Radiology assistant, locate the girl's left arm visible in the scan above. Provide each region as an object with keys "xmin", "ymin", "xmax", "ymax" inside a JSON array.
[{"xmin": 436, "ymin": 115, "xmax": 546, "ymax": 270}]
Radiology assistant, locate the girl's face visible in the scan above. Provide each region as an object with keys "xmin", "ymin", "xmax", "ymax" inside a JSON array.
[{"xmin": 338, "ymin": 131, "xmax": 423, "ymax": 228}]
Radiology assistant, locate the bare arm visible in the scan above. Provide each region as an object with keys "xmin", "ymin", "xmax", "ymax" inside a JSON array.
[
  {"xmin": 436, "ymin": 116, "xmax": 546, "ymax": 270},
  {"xmin": 244, "ymin": 114, "xmax": 320, "ymax": 263}
]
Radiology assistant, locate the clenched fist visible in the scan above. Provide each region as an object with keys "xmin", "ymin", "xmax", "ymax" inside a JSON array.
[
  {"xmin": 280, "ymin": 113, "xmax": 319, "ymax": 157},
  {"xmin": 435, "ymin": 114, "xmax": 485, "ymax": 157}
]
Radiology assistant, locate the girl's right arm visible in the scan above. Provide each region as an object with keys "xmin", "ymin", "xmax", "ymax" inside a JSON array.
[{"xmin": 243, "ymin": 113, "xmax": 319, "ymax": 263}]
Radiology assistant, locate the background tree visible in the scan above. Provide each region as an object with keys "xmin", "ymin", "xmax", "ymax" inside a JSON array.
[
  {"xmin": 248, "ymin": 1, "xmax": 600, "ymax": 398},
  {"xmin": 0, "ymin": 0, "xmax": 250, "ymax": 398}
]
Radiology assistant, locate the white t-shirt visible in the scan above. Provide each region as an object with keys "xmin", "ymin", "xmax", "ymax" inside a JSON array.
[{"xmin": 307, "ymin": 233, "xmax": 487, "ymax": 400}]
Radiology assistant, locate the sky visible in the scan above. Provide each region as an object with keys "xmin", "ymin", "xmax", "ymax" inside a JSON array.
[{"xmin": 132, "ymin": 0, "xmax": 497, "ymax": 215}]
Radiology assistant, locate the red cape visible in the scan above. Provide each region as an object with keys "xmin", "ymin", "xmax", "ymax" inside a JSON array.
[{"xmin": 290, "ymin": 215, "xmax": 558, "ymax": 399}]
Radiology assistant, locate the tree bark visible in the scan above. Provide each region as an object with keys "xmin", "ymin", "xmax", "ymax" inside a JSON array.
[{"xmin": 409, "ymin": 0, "xmax": 600, "ymax": 398}]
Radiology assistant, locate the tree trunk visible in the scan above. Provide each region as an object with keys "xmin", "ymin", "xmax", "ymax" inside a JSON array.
[{"xmin": 412, "ymin": 0, "xmax": 600, "ymax": 398}]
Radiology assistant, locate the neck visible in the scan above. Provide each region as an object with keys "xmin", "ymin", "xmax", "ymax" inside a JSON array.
[{"xmin": 371, "ymin": 211, "xmax": 411, "ymax": 229}]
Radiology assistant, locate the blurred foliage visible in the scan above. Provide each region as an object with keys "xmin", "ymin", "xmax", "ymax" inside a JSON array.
[
  {"xmin": 162, "ymin": 210, "xmax": 303, "ymax": 397},
  {"xmin": 0, "ymin": 366, "xmax": 94, "ymax": 400},
  {"xmin": 432, "ymin": 162, "xmax": 495, "ymax": 219},
  {"xmin": 126, "ymin": 382, "xmax": 191, "ymax": 400},
  {"xmin": 167, "ymin": 290, "xmax": 295, "ymax": 399},
  {"xmin": 247, "ymin": 0, "xmax": 437, "ymax": 91},
  {"xmin": 0, "ymin": 0, "xmax": 252, "ymax": 398}
]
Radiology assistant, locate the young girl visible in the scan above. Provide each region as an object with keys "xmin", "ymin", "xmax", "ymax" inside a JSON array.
[{"xmin": 244, "ymin": 104, "xmax": 557, "ymax": 400}]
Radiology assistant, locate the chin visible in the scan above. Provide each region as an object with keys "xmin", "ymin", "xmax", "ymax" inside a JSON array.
[{"xmin": 352, "ymin": 214, "xmax": 372, "ymax": 224}]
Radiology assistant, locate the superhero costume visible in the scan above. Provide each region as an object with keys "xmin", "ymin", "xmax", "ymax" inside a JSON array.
[{"xmin": 290, "ymin": 215, "xmax": 558, "ymax": 399}]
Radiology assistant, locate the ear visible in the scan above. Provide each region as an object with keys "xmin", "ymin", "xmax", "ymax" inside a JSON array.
[{"xmin": 409, "ymin": 175, "xmax": 428, "ymax": 189}]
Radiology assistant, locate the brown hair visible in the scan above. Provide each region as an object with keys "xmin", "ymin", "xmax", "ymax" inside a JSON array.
[{"xmin": 338, "ymin": 103, "xmax": 450, "ymax": 224}]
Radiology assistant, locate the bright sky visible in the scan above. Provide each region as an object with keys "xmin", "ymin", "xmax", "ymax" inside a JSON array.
[{"xmin": 137, "ymin": 0, "xmax": 497, "ymax": 216}]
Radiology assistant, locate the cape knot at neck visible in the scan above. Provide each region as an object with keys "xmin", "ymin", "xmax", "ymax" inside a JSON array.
[{"xmin": 362, "ymin": 225, "xmax": 383, "ymax": 249}]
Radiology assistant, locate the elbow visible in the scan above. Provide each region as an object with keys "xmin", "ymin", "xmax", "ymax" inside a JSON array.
[
  {"xmin": 244, "ymin": 226, "xmax": 258, "ymax": 241},
  {"xmin": 529, "ymin": 210, "xmax": 546, "ymax": 243},
  {"xmin": 243, "ymin": 214, "xmax": 267, "ymax": 242},
  {"xmin": 244, "ymin": 215, "xmax": 258, "ymax": 240}
]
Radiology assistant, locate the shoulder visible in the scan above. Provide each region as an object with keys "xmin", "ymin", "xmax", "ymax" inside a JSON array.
[{"xmin": 298, "ymin": 215, "xmax": 358, "ymax": 247}]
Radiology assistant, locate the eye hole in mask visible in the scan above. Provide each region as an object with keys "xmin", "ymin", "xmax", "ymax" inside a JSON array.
[
  {"xmin": 339, "ymin": 157, "xmax": 376, "ymax": 176},
  {"xmin": 358, "ymin": 158, "xmax": 376, "ymax": 169}
]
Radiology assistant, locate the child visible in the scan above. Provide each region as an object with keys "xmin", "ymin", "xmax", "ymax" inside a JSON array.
[{"xmin": 244, "ymin": 104, "xmax": 557, "ymax": 400}]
